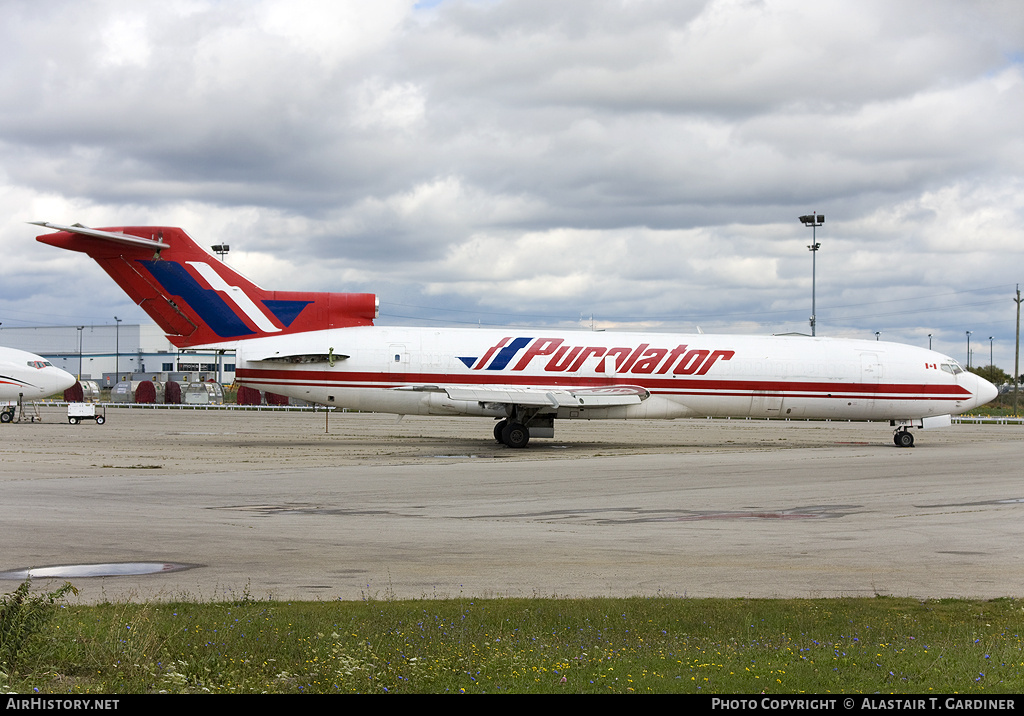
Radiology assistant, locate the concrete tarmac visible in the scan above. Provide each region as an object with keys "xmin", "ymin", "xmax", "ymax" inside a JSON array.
[{"xmin": 1, "ymin": 406, "xmax": 1022, "ymax": 603}]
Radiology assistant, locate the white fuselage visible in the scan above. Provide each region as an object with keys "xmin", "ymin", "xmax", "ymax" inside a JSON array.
[
  {"xmin": 232, "ymin": 327, "xmax": 997, "ymax": 421},
  {"xmin": 0, "ymin": 347, "xmax": 77, "ymax": 402}
]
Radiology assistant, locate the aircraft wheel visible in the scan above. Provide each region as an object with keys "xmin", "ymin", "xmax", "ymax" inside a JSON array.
[
  {"xmin": 502, "ymin": 422, "xmax": 530, "ymax": 449},
  {"xmin": 95, "ymin": 416, "xmax": 105, "ymax": 425},
  {"xmin": 896, "ymin": 430, "xmax": 914, "ymax": 448},
  {"xmin": 68, "ymin": 417, "xmax": 79, "ymax": 425},
  {"xmin": 494, "ymin": 419, "xmax": 508, "ymax": 443},
  {"xmin": 0, "ymin": 410, "xmax": 12, "ymax": 424}
]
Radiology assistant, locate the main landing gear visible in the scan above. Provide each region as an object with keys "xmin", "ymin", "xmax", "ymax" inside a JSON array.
[
  {"xmin": 494, "ymin": 419, "xmax": 530, "ymax": 449},
  {"xmin": 493, "ymin": 407, "xmax": 552, "ymax": 449},
  {"xmin": 893, "ymin": 427, "xmax": 915, "ymax": 448}
]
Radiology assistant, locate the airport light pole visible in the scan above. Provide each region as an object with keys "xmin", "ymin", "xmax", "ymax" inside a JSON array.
[
  {"xmin": 77, "ymin": 326, "xmax": 84, "ymax": 380},
  {"xmin": 966, "ymin": 331, "xmax": 972, "ymax": 369},
  {"xmin": 989, "ymin": 337, "xmax": 994, "ymax": 382},
  {"xmin": 114, "ymin": 316, "xmax": 121, "ymax": 382},
  {"xmin": 211, "ymin": 244, "xmax": 230, "ymax": 261},
  {"xmin": 799, "ymin": 213, "xmax": 824, "ymax": 336},
  {"xmin": 1014, "ymin": 284, "xmax": 1021, "ymax": 416},
  {"xmin": 928, "ymin": 334, "xmax": 932, "ymax": 350}
]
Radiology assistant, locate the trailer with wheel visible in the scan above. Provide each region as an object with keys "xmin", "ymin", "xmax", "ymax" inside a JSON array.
[{"xmin": 68, "ymin": 403, "xmax": 106, "ymax": 425}]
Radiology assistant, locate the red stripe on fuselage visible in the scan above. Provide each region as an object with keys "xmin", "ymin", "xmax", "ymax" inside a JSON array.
[{"xmin": 235, "ymin": 367, "xmax": 974, "ymax": 401}]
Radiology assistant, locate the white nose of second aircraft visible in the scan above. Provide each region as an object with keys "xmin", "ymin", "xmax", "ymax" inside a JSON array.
[{"xmin": 45, "ymin": 366, "xmax": 77, "ymax": 397}]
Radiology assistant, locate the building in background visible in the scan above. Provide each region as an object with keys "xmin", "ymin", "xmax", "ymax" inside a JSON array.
[{"xmin": 0, "ymin": 323, "xmax": 235, "ymax": 386}]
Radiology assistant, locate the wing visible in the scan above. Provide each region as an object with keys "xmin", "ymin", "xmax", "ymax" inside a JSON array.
[
  {"xmin": 248, "ymin": 350, "xmax": 349, "ymax": 364},
  {"xmin": 395, "ymin": 384, "xmax": 650, "ymax": 409}
]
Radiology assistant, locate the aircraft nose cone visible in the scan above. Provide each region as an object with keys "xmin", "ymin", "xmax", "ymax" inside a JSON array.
[
  {"xmin": 48, "ymin": 367, "xmax": 77, "ymax": 396},
  {"xmin": 974, "ymin": 374, "xmax": 998, "ymax": 407}
]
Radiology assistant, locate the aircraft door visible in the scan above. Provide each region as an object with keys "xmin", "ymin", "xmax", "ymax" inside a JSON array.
[
  {"xmin": 388, "ymin": 344, "xmax": 408, "ymax": 374},
  {"xmin": 860, "ymin": 352, "xmax": 881, "ymax": 412},
  {"xmin": 749, "ymin": 361, "xmax": 784, "ymax": 416}
]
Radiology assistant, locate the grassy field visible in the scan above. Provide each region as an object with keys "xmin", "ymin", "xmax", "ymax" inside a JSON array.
[{"xmin": 2, "ymin": 581, "xmax": 1022, "ymax": 693}]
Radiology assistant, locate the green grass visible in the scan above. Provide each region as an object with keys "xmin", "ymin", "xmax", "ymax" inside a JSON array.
[
  {"xmin": 967, "ymin": 391, "xmax": 1024, "ymax": 417},
  {"xmin": 3, "ymin": 583, "xmax": 1023, "ymax": 693}
]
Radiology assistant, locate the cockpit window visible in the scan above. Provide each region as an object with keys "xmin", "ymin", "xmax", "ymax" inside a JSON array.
[
  {"xmin": 26, "ymin": 360, "xmax": 51, "ymax": 369},
  {"xmin": 941, "ymin": 362, "xmax": 964, "ymax": 375}
]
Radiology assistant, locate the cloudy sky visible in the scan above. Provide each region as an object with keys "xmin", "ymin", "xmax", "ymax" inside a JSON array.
[{"xmin": 1, "ymin": 0, "xmax": 1022, "ymax": 368}]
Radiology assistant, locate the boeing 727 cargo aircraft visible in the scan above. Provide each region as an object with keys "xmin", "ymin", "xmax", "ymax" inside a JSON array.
[{"xmin": 34, "ymin": 222, "xmax": 998, "ymax": 447}]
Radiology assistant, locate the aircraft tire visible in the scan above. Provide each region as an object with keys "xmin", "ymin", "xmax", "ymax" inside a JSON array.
[
  {"xmin": 494, "ymin": 419, "xmax": 508, "ymax": 443},
  {"xmin": 502, "ymin": 422, "xmax": 530, "ymax": 449},
  {"xmin": 0, "ymin": 410, "xmax": 12, "ymax": 423},
  {"xmin": 896, "ymin": 431, "xmax": 914, "ymax": 448}
]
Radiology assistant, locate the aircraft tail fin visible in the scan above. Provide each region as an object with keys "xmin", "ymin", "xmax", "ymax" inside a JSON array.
[{"xmin": 33, "ymin": 222, "xmax": 377, "ymax": 348}]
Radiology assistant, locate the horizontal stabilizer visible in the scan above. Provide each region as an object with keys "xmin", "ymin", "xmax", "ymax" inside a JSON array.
[{"xmin": 29, "ymin": 221, "xmax": 170, "ymax": 250}]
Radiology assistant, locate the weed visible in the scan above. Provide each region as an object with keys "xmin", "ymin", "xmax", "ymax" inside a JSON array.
[{"xmin": 0, "ymin": 580, "xmax": 78, "ymax": 671}]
